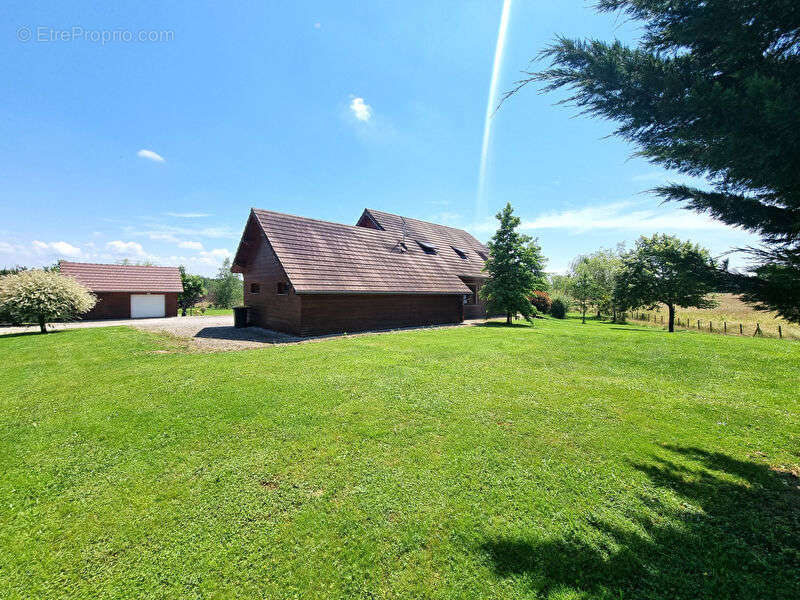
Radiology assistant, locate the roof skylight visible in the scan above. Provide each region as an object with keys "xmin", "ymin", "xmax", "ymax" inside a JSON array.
[{"xmin": 417, "ymin": 241, "xmax": 437, "ymax": 255}]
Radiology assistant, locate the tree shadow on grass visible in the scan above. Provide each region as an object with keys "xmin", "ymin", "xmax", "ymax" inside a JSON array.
[
  {"xmin": 480, "ymin": 446, "xmax": 800, "ymax": 599},
  {"xmin": 475, "ymin": 322, "xmax": 533, "ymax": 329},
  {"xmin": 0, "ymin": 329, "xmax": 68, "ymax": 339}
]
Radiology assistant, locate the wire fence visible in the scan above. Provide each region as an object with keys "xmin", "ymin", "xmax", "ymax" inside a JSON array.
[{"xmin": 628, "ymin": 312, "xmax": 795, "ymax": 340}]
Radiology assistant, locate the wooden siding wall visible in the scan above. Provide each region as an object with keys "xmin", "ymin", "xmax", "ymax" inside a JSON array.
[
  {"xmin": 461, "ymin": 278, "xmax": 489, "ymax": 319},
  {"xmin": 82, "ymin": 292, "xmax": 178, "ymax": 320},
  {"xmin": 298, "ymin": 294, "xmax": 463, "ymax": 336},
  {"xmin": 242, "ymin": 234, "xmax": 302, "ymax": 333}
]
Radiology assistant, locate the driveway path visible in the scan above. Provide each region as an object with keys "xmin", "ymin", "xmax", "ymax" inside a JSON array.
[
  {"xmin": 2, "ymin": 315, "xmax": 495, "ymax": 350},
  {"xmin": 0, "ymin": 316, "xmax": 300, "ymax": 350}
]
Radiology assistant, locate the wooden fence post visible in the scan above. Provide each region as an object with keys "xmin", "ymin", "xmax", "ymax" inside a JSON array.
[
  {"xmin": 709, "ymin": 321, "xmax": 713, "ymax": 333},
  {"xmin": 697, "ymin": 319, "xmax": 701, "ymax": 329},
  {"xmin": 724, "ymin": 321, "xmax": 727, "ymax": 334},
  {"xmin": 778, "ymin": 325, "xmax": 782, "ymax": 339},
  {"xmin": 739, "ymin": 323, "xmax": 743, "ymax": 335},
  {"xmin": 754, "ymin": 323, "xmax": 762, "ymax": 336}
]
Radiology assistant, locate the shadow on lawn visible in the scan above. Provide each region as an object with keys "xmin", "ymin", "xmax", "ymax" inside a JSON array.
[
  {"xmin": 475, "ymin": 322, "xmax": 533, "ymax": 329},
  {"xmin": 193, "ymin": 326, "xmax": 295, "ymax": 344},
  {"xmin": 480, "ymin": 446, "xmax": 800, "ymax": 599},
  {"xmin": 0, "ymin": 329, "xmax": 68, "ymax": 339}
]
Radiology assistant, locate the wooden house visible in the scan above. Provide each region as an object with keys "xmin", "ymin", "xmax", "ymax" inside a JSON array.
[{"xmin": 231, "ymin": 208, "xmax": 491, "ymax": 336}]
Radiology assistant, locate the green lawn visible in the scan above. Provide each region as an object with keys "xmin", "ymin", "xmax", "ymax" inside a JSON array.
[
  {"xmin": 1, "ymin": 318, "xmax": 798, "ymax": 599},
  {"xmin": 182, "ymin": 307, "xmax": 233, "ymax": 317}
]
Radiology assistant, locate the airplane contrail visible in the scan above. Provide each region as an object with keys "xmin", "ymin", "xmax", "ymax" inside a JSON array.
[{"xmin": 476, "ymin": 0, "xmax": 513, "ymax": 224}]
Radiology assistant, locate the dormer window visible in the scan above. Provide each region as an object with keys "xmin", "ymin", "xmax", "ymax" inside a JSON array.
[
  {"xmin": 452, "ymin": 246, "xmax": 468, "ymax": 259},
  {"xmin": 417, "ymin": 241, "xmax": 437, "ymax": 255},
  {"xmin": 477, "ymin": 251, "xmax": 488, "ymax": 261}
]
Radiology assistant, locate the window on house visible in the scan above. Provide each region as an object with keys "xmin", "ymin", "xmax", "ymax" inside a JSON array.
[
  {"xmin": 276, "ymin": 282, "xmax": 289, "ymax": 295},
  {"xmin": 250, "ymin": 283, "xmax": 261, "ymax": 294},
  {"xmin": 452, "ymin": 246, "xmax": 468, "ymax": 259},
  {"xmin": 417, "ymin": 240, "xmax": 437, "ymax": 255},
  {"xmin": 477, "ymin": 250, "xmax": 488, "ymax": 261}
]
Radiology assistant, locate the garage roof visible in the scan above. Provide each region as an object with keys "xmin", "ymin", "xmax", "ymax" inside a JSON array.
[{"xmin": 60, "ymin": 262, "xmax": 183, "ymax": 292}]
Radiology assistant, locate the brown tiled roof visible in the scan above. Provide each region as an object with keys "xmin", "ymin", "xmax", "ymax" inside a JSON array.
[
  {"xmin": 242, "ymin": 208, "xmax": 490, "ymax": 295},
  {"xmin": 362, "ymin": 209, "xmax": 489, "ymax": 279},
  {"xmin": 60, "ymin": 262, "xmax": 183, "ymax": 292}
]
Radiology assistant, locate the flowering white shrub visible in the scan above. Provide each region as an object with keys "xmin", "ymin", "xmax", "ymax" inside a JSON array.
[{"xmin": 0, "ymin": 270, "xmax": 96, "ymax": 333}]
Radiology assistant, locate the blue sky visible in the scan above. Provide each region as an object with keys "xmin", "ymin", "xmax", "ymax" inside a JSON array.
[{"xmin": 1, "ymin": 1, "xmax": 757, "ymax": 275}]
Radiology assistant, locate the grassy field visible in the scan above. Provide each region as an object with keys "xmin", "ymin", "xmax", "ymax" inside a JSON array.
[
  {"xmin": 1, "ymin": 318, "xmax": 798, "ymax": 599},
  {"xmin": 628, "ymin": 293, "xmax": 800, "ymax": 339},
  {"xmin": 181, "ymin": 307, "xmax": 234, "ymax": 317}
]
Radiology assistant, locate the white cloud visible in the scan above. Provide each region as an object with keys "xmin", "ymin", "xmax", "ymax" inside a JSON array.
[
  {"xmin": 106, "ymin": 240, "xmax": 146, "ymax": 256},
  {"xmin": 519, "ymin": 201, "xmax": 732, "ymax": 233},
  {"xmin": 207, "ymin": 248, "xmax": 230, "ymax": 258},
  {"xmin": 165, "ymin": 212, "xmax": 211, "ymax": 218},
  {"xmin": 137, "ymin": 149, "xmax": 165, "ymax": 163},
  {"xmin": 178, "ymin": 240, "xmax": 204, "ymax": 251},
  {"xmin": 631, "ymin": 171, "xmax": 706, "ymax": 186},
  {"xmin": 130, "ymin": 224, "xmax": 238, "ymax": 240},
  {"xmin": 32, "ymin": 240, "xmax": 82, "ymax": 257},
  {"xmin": 349, "ymin": 97, "xmax": 372, "ymax": 122},
  {"xmin": 147, "ymin": 232, "xmax": 180, "ymax": 243}
]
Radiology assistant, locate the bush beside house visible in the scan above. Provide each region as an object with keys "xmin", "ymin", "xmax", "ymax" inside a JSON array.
[{"xmin": 0, "ymin": 270, "xmax": 96, "ymax": 332}]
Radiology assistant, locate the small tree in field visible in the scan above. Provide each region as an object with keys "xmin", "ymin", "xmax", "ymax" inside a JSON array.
[
  {"xmin": 614, "ymin": 234, "xmax": 718, "ymax": 332},
  {"xmin": 568, "ymin": 260, "xmax": 598, "ymax": 324},
  {"xmin": 481, "ymin": 203, "xmax": 548, "ymax": 325},
  {"xmin": 0, "ymin": 270, "xmax": 96, "ymax": 333},
  {"xmin": 209, "ymin": 257, "xmax": 243, "ymax": 309},
  {"xmin": 177, "ymin": 266, "xmax": 205, "ymax": 316}
]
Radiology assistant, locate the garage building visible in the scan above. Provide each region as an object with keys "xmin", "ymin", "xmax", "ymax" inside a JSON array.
[{"xmin": 60, "ymin": 261, "xmax": 183, "ymax": 319}]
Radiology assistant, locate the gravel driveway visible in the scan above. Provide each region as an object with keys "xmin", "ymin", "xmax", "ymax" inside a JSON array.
[
  {"xmin": 2, "ymin": 315, "xmax": 488, "ymax": 351},
  {"xmin": 0, "ymin": 315, "xmax": 300, "ymax": 350}
]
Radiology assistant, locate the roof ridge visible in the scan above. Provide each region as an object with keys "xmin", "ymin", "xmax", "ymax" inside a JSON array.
[
  {"xmin": 60, "ymin": 260, "xmax": 179, "ymax": 270},
  {"xmin": 365, "ymin": 208, "xmax": 482, "ymax": 236},
  {"xmin": 252, "ymin": 208, "xmax": 394, "ymax": 237}
]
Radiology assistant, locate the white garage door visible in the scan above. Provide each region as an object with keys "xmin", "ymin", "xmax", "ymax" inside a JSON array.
[{"xmin": 130, "ymin": 294, "xmax": 166, "ymax": 319}]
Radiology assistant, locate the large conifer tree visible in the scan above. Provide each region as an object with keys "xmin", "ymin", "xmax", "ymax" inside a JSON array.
[
  {"xmin": 507, "ymin": 0, "xmax": 800, "ymax": 322},
  {"xmin": 481, "ymin": 203, "xmax": 548, "ymax": 324}
]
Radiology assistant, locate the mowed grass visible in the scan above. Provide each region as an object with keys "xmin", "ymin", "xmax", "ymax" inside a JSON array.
[
  {"xmin": 181, "ymin": 307, "xmax": 234, "ymax": 317},
  {"xmin": 629, "ymin": 293, "xmax": 800, "ymax": 339},
  {"xmin": 1, "ymin": 319, "xmax": 798, "ymax": 599}
]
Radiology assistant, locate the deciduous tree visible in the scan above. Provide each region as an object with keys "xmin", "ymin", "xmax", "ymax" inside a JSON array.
[
  {"xmin": 209, "ymin": 257, "xmax": 243, "ymax": 309},
  {"xmin": 573, "ymin": 247, "xmax": 624, "ymax": 320},
  {"xmin": 568, "ymin": 259, "xmax": 599, "ymax": 324},
  {"xmin": 0, "ymin": 270, "xmax": 96, "ymax": 333},
  {"xmin": 614, "ymin": 234, "xmax": 718, "ymax": 332},
  {"xmin": 177, "ymin": 266, "xmax": 205, "ymax": 316}
]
